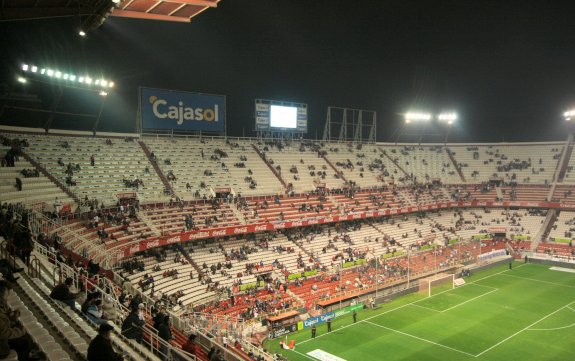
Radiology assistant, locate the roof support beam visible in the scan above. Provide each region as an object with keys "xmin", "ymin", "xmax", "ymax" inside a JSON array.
[
  {"xmin": 164, "ymin": 0, "xmax": 218, "ymax": 7},
  {"xmin": 111, "ymin": 9, "xmax": 191, "ymax": 22}
]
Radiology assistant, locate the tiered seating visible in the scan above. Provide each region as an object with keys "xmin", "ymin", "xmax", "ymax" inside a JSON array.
[
  {"xmin": 257, "ymin": 141, "xmax": 346, "ymax": 193},
  {"xmin": 449, "ymin": 143, "xmax": 562, "ymax": 184},
  {"xmin": 552, "ymin": 185, "xmax": 575, "ymax": 203},
  {"xmin": 21, "ymin": 134, "xmax": 166, "ymax": 205},
  {"xmin": 324, "ymin": 143, "xmax": 399, "ymax": 188},
  {"xmin": 228, "ymin": 139, "xmax": 284, "ymax": 195},
  {"xmin": 380, "ymin": 145, "xmax": 461, "ymax": 183},
  {"xmin": 0, "ymin": 145, "xmax": 74, "ymax": 206},
  {"xmin": 241, "ymin": 194, "xmax": 338, "ymax": 223},
  {"xmin": 547, "ymin": 211, "xmax": 575, "ymax": 242},
  {"xmin": 500, "ymin": 184, "xmax": 550, "ymax": 202},
  {"xmin": 141, "ymin": 201, "xmax": 242, "ymax": 235}
]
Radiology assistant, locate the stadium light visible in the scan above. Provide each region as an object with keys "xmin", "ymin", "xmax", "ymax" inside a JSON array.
[
  {"xmin": 79, "ymin": 30, "xmax": 86, "ymax": 37},
  {"xmin": 17, "ymin": 76, "xmax": 27, "ymax": 84},
  {"xmin": 99, "ymin": 91, "xmax": 108, "ymax": 97},
  {"xmin": 17, "ymin": 63, "xmax": 114, "ymax": 90},
  {"xmin": 438, "ymin": 112, "xmax": 458, "ymax": 125},
  {"xmin": 564, "ymin": 109, "xmax": 575, "ymax": 121},
  {"xmin": 404, "ymin": 112, "xmax": 432, "ymax": 123}
]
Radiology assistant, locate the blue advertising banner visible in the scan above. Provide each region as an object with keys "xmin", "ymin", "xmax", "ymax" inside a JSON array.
[{"xmin": 140, "ymin": 87, "xmax": 225, "ymax": 132}]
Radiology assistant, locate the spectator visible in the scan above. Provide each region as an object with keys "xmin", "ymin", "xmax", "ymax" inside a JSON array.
[
  {"xmin": 0, "ymin": 280, "xmax": 45, "ymax": 361},
  {"xmin": 49, "ymin": 277, "xmax": 77, "ymax": 309},
  {"xmin": 86, "ymin": 299, "xmax": 107, "ymax": 325},
  {"xmin": 87, "ymin": 323, "xmax": 123, "ymax": 361},
  {"xmin": 181, "ymin": 334, "xmax": 203, "ymax": 358},
  {"xmin": 157, "ymin": 314, "xmax": 172, "ymax": 361},
  {"xmin": 121, "ymin": 306, "xmax": 145, "ymax": 343}
]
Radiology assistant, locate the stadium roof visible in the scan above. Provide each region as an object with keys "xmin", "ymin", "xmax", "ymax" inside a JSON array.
[{"xmin": 0, "ymin": 0, "xmax": 221, "ymax": 23}]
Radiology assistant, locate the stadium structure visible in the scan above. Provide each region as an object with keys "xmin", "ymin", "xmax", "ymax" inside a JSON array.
[
  {"xmin": 2, "ymin": 124, "xmax": 575, "ymax": 360},
  {"xmin": 1, "ymin": 2, "xmax": 575, "ymax": 361}
]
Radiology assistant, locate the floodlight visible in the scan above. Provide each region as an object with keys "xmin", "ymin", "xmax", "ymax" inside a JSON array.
[
  {"xmin": 22, "ymin": 64, "xmax": 29, "ymax": 71},
  {"xmin": 17, "ymin": 76, "xmax": 27, "ymax": 84},
  {"xmin": 100, "ymin": 80, "xmax": 108, "ymax": 87},
  {"xmin": 40, "ymin": 68, "xmax": 46, "ymax": 74},
  {"xmin": 85, "ymin": 77, "xmax": 93, "ymax": 84},
  {"xmin": 109, "ymin": 82, "xmax": 114, "ymax": 88},
  {"xmin": 31, "ymin": 66, "xmax": 38, "ymax": 73},
  {"xmin": 46, "ymin": 69, "xmax": 54, "ymax": 77},
  {"xmin": 63, "ymin": 74, "xmax": 69, "ymax": 80},
  {"xmin": 78, "ymin": 77, "xmax": 85, "ymax": 83},
  {"xmin": 438, "ymin": 112, "xmax": 458, "ymax": 123},
  {"xmin": 565, "ymin": 109, "xmax": 575, "ymax": 121},
  {"xmin": 95, "ymin": 79, "xmax": 100, "ymax": 85},
  {"xmin": 99, "ymin": 91, "xmax": 108, "ymax": 97},
  {"xmin": 55, "ymin": 71, "xmax": 62, "ymax": 78},
  {"xmin": 112, "ymin": 0, "xmax": 120, "ymax": 3},
  {"xmin": 69, "ymin": 75, "xmax": 76, "ymax": 81},
  {"xmin": 79, "ymin": 30, "xmax": 86, "ymax": 37},
  {"xmin": 405, "ymin": 112, "xmax": 432, "ymax": 122}
]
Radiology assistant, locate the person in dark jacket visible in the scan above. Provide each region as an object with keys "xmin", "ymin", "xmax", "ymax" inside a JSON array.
[
  {"xmin": 157, "ymin": 315, "xmax": 172, "ymax": 361},
  {"xmin": 87, "ymin": 323, "xmax": 123, "ymax": 361},
  {"xmin": 50, "ymin": 277, "xmax": 77, "ymax": 309},
  {"xmin": 121, "ymin": 307, "xmax": 145, "ymax": 343}
]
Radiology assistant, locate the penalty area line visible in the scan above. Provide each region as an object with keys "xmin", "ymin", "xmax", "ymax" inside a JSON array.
[{"xmin": 364, "ymin": 320, "xmax": 476, "ymax": 357}]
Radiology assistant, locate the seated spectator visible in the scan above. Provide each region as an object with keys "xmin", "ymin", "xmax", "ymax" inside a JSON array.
[
  {"xmin": 86, "ymin": 299, "xmax": 107, "ymax": 325},
  {"xmin": 87, "ymin": 323, "xmax": 123, "ymax": 361},
  {"xmin": 121, "ymin": 305, "xmax": 145, "ymax": 343},
  {"xmin": 50, "ymin": 277, "xmax": 78, "ymax": 309}
]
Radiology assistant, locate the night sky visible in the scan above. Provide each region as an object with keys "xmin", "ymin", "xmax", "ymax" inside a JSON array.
[{"xmin": 2, "ymin": 0, "xmax": 575, "ymax": 142}]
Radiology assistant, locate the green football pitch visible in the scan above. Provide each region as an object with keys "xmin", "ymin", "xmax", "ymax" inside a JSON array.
[{"xmin": 264, "ymin": 262, "xmax": 575, "ymax": 361}]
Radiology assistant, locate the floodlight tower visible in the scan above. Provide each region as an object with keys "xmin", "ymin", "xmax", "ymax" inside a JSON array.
[
  {"xmin": 438, "ymin": 112, "xmax": 457, "ymax": 143},
  {"xmin": 16, "ymin": 63, "xmax": 115, "ymax": 133}
]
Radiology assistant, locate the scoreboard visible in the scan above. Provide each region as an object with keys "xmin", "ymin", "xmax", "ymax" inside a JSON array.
[{"xmin": 255, "ymin": 99, "xmax": 307, "ymax": 133}]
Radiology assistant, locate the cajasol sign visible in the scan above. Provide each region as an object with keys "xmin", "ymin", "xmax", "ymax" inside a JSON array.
[
  {"xmin": 297, "ymin": 303, "xmax": 364, "ymax": 330},
  {"xmin": 140, "ymin": 87, "xmax": 225, "ymax": 132}
]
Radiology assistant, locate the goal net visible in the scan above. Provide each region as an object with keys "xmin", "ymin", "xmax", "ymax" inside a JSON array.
[{"xmin": 418, "ymin": 273, "xmax": 455, "ymax": 297}]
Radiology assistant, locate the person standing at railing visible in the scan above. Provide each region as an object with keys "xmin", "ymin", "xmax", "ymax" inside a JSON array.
[
  {"xmin": 121, "ymin": 305, "xmax": 145, "ymax": 343},
  {"xmin": 157, "ymin": 314, "xmax": 172, "ymax": 361}
]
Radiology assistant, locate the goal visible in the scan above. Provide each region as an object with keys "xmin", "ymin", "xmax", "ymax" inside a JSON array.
[{"xmin": 418, "ymin": 273, "xmax": 455, "ymax": 297}]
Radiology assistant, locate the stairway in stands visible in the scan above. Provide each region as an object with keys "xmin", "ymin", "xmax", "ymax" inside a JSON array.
[
  {"xmin": 250, "ymin": 143, "xmax": 288, "ymax": 189},
  {"xmin": 445, "ymin": 147, "xmax": 466, "ymax": 182},
  {"xmin": 20, "ymin": 150, "xmax": 81, "ymax": 205},
  {"xmin": 175, "ymin": 243, "xmax": 202, "ymax": 276},
  {"xmin": 530, "ymin": 210, "xmax": 558, "ymax": 251},
  {"xmin": 138, "ymin": 140, "xmax": 176, "ymax": 198}
]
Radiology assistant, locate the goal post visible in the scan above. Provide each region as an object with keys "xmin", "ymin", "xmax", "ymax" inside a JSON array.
[{"xmin": 418, "ymin": 273, "xmax": 455, "ymax": 297}]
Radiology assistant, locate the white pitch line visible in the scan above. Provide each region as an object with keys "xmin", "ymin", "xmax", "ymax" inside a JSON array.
[
  {"xmin": 290, "ymin": 348, "xmax": 317, "ymax": 360},
  {"xmin": 409, "ymin": 303, "xmax": 440, "ymax": 312},
  {"xmin": 364, "ymin": 320, "xmax": 476, "ymax": 357},
  {"xmin": 500, "ymin": 273, "xmax": 575, "ymax": 289},
  {"xmin": 441, "ymin": 288, "xmax": 498, "ymax": 313},
  {"xmin": 297, "ymin": 264, "xmax": 526, "ymax": 346},
  {"xmin": 475, "ymin": 300, "xmax": 575, "ymax": 357}
]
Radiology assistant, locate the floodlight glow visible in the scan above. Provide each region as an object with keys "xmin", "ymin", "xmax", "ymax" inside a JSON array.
[
  {"xmin": 85, "ymin": 77, "xmax": 92, "ymax": 84},
  {"xmin": 31, "ymin": 66, "xmax": 38, "ymax": 73},
  {"xmin": 22, "ymin": 64, "xmax": 29, "ymax": 71},
  {"xmin": 109, "ymin": 82, "xmax": 114, "ymax": 88},
  {"xmin": 78, "ymin": 77, "xmax": 85, "ymax": 83},
  {"xmin": 69, "ymin": 75, "xmax": 76, "ymax": 81},
  {"xmin": 63, "ymin": 74, "xmax": 69, "ymax": 80},
  {"xmin": 79, "ymin": 30, "xmax": 86, "ymax": 37},
  {"xmin": 565, "ymin": 109, "xmax": 575, "ymax": 121},
  {"xmin": 438, "ymin": 112, "xmax": 458, "ymax": 123},
  {"xmin": 55, "ymin": 71, "xmax": 62, "ymax": 78},
  {"xmin": 100, "ymin": 80, "xmax": 108, "ymax": 87},
  {"xmin": 40, "ymin": 68, "xmax": 46, "ymax": 74},
  {"xmin": 99, "ymin": 91, "xmax": 108, "ymax": 97},
  {"xmin": 405, "ymin": 112, "xmax": 432, "ymax": 122},
  {"xmin": 112, "ymin": 0, "xmax": 120, "ymax": 3},
  {"xmin": 95, "ymin": 79, "xmax": 100, "ymax": 85},
  {"xmin": 17, "ymin": 76, "xmax": 27, "ymax": 83},
  {"xmin": 46, "ymin": 69, "xmax": 54, "ymax": 77}
]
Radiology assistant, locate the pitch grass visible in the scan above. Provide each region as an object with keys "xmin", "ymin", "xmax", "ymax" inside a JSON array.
[{"xmin": 264, "ymin": 262, "xmax": 575, "ymax": 361}]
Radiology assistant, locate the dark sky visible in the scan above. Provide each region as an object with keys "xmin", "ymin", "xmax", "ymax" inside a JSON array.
[{"xmin": 2, "ymin": 0, "xmax": 575, "ymax": 142}]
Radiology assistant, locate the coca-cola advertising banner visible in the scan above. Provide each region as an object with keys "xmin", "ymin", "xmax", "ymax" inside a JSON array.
[{"xmin": 120, "ymin": 200, "xmax": 570, "ymax": 258}]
